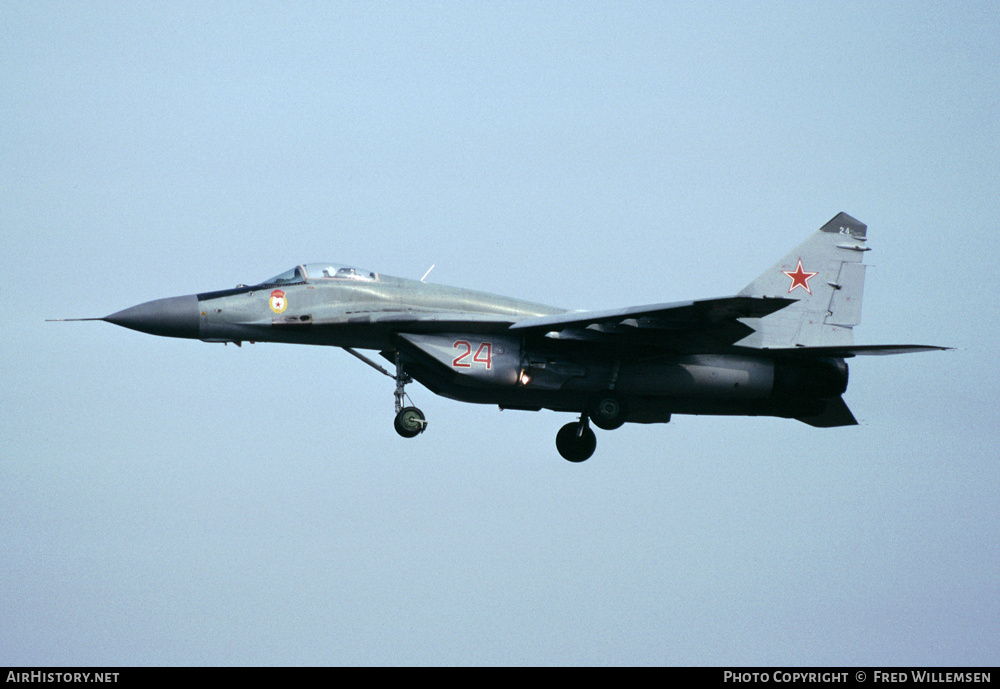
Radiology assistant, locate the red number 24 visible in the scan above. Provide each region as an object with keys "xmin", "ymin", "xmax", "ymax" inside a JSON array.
[{"xmin": 452, "ymin": 341, "xmax": 492, "ymax": 369}]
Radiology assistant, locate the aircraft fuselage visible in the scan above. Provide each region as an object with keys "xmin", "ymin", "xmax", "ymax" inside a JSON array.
[
  {"xmin": 71, "ymin": 213, "xmax": 947, "ymax": 461},
  {"xmin": 103, "ymin": 270, "xmax": 849, "ymax": 426}
]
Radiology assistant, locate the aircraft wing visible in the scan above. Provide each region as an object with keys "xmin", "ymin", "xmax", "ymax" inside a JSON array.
[
  {"xmin": 509, "ymin": 295, "xmax": 796, "ymax": 350},
  {"xmin": 743, "ymin": 344, "xmax": 954, "ymax": 357}
]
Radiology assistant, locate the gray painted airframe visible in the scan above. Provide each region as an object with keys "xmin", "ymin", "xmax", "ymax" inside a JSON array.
[{"xmin": 56, "ymin": 213, "xmax": 948, "ymax": 461}]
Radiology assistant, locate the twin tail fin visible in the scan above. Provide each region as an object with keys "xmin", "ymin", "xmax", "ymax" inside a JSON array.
[{"xmin": 737, "ymin": 212, "xmax": 869, "ymax": 349}]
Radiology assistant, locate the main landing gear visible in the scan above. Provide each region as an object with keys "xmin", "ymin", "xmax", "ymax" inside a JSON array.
[
  {"xmin": 589, "ymin": 394, "xmax": 627, "ymax": 431},
  {"xmin": 554, "ymin": 395, "xmax": 626, "ymax": 462},
  {"xmin": 556, "ymin": 415, "xmax": 598, "ymax": 462}
]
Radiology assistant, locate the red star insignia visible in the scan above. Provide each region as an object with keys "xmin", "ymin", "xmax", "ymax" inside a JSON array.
[{"xmin": 783, "ymin": 259, "xmax": 818, "ymax": 294}]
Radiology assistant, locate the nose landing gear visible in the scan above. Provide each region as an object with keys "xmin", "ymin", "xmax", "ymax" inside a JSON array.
[
  {"xmin": 392, "ymin": 352, "xmax": 426, "ymax": 438},
  {"xmin": 342, "ymin": 347, "xmax": 426, "ymax": 439},
  {"xmin": 392, "ymin": 365, "xmax": 427, "ymax": 438},
  {"xmin": 392, "ymin": 354, "xmax": 426, "ymax": 438}
]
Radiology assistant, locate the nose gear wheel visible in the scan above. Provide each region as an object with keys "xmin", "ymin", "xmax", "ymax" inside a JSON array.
[{"xmin": 394, "ymin": 406, "xmax": 427, "ymax": 438}]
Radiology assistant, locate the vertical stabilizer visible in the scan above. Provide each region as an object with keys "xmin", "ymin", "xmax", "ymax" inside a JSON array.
[{"xmin": 737, "ymin": 213, "xmax": 869, "ymax": 348}]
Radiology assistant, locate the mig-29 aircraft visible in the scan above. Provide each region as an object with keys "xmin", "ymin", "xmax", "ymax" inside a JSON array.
[{"xmin": 56, "ymin": 213, "xmax": 948, "ymax": 461}]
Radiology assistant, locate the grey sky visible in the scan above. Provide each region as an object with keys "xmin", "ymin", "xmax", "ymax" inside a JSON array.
[{"xmin": 2, "ymin": 1, "xmax": 997, "ymax": 665}]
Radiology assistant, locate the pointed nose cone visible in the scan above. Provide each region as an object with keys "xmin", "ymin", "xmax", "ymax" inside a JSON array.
[{"xmin": 104, "ymin": 294, "xmax": 201, "ymax": 339}]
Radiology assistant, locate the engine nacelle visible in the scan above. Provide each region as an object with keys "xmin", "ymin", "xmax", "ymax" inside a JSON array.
[
  {"xmin": 398, "ymin": 333, "xmax": 849, "ymax": 407},
  {"xmin": 615, "ymin": 355, "xmax": 848, "ymax": 400},
  {"xmin": 773, "ymin": 357, "xmax": 849, "ymax": 398}
]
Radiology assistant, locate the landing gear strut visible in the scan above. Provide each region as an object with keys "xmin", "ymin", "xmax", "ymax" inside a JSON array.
[
  {"xmin": 392, "ymin": 352, "xmax": 426, "ymax": 438},
  {"xmin": 340, "ymin": 347, "xmax": 426, "ymax": 439},
  {"xmin": 556, "ymin": 415, "xmax": 597, "ymax": 462}
]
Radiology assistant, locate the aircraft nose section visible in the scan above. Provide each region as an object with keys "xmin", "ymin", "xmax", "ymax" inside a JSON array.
[{"xmin": 104, "ymin": 294, "xmax": 201, "ymax": 339}]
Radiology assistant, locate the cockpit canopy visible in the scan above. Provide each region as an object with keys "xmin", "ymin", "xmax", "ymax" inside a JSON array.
[{"xmin": 259, "ymin": 263, "xmax": 378, "ymax": 286}]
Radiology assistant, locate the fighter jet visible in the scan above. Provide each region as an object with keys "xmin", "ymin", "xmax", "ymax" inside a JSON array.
[{"xmin": 55, "ymin": 213, "xmax": 948, "ymax": 461}]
